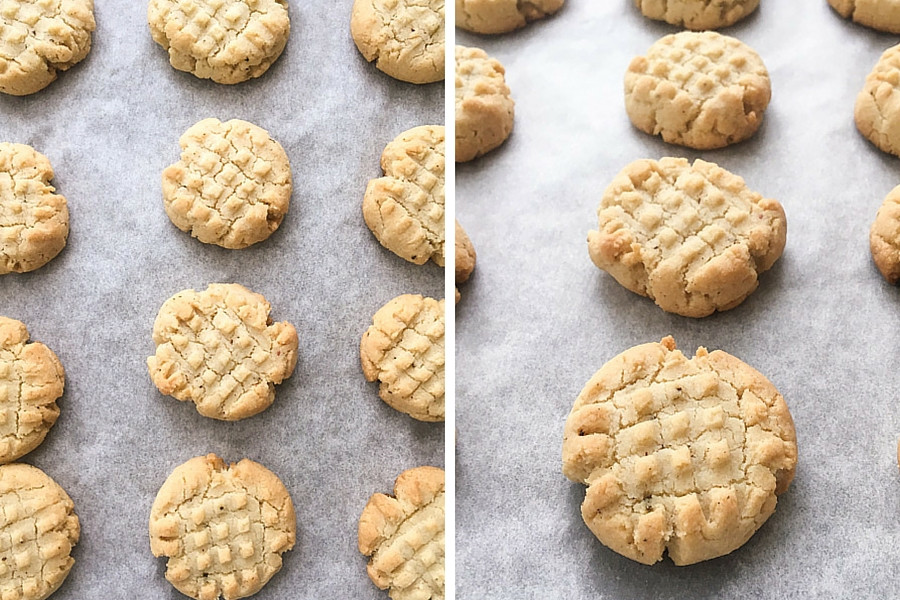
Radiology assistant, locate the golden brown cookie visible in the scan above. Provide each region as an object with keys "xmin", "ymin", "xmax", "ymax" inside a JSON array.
[
  {"xmin": 360, "ymin": 295, "xmax": 445, "ymax": 422},
  {"xmin": 0, "ymin": 463, "xmax": 80, "ymax": 600},
  {"xmin": 855, "ymin": 43, "xmax": 900, "ymax": 157},
  {"xmin": 455, "ymin": 220, "xmax": 475, "ymax": 283},
  {"xmin": 870, "ymin": 184, "xmax": 900, "ymax": 283},
  {"xmin": 0, "ymin": 143, "xmax": 69, "ymax": 275},
  {"xmin": 358, "ymin": 466, "xmax": 445, "ymax": 600},
  {"xmin": 147, "ymin": 283, "xmax": 298, "ymax": 421},
  {"xmin": 150, "ymin": 454, "xmax": 296, "ymax": 600},
  {"xmin": 829, "ymin": 0, "xmax": 900, "ymax": 33},
  {"xmin": 456, "ymin": 0, "xmax": 564, "ymax": 34},
  {"xmin": 633, "ymin": 0, "xmax": 759, "ymax": 30},
  {"xmin": 587, "ymin": 158, "xmax": 786, "ymax": 318},
  {"xmin": 455, "ymin": 45, "xmax": 515, "ymax": 163},
  {"xmin": 625, "ymin": 31, "xmax": 771, "ymax": 150},
  {"xmin": 363, "ymin": 126, "xmax": 445, "ymax": 266},
  {"xmin": 563, "ymin": 336, "xmax": 798, "ymax": 566}
]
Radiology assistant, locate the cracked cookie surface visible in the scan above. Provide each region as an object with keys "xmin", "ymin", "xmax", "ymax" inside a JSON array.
[
  {"xmin": 455, "ymin": 0, "xmax": 564, "ymax": 34},
  {"xmin": 147, "ymin": 0, "xmax": 290, "ymax": 84},
  {"xmin": 147, "ymin": 283, "xmax": 298, "ymax": 421},
  {"xmin": 829, "ymin": 0, "xmax": 900, "ymax": 33},
  {"xmin": 0, "ymin": 0, "xmax": 95, "ymax": 95},
  {"xmin": 363, "ymin": 126, "xmax": 445, "ymax": 266},
  {"xmin": 0, "ymin": 463, "xmax": 80, "ymax": 600},
  {"xmin": 455, "ymin": 45, "xmax": 514, "ymax": 163},
  {"xmin": 455, "ymin": 220, "xmax": 475, "ymax": 284},
  {"xmin": 150, "ymin": 454, "xmax": 296, "ymax": 600},
  {"xmin": 588, "ymin": 158, "xmax": 786, "ymax": 318},
  {"xmin": 358, "ymin": 466, "xmax": 445, "ymax": 600},
  {"xmin": 562, "ymin": 336, "xmax": 797, "ymax": 566},
  {"xmin": 360, "ymin": 294, "xmax": 445, "ymax": 422},
  {"xmin": 0, "ymin": 144, "xmax": 69, "ymax": 275},
  {"xmin": 633, "ymin": 0, "xmax": 758, "ymax": 30},
  {"xmin": 855, "ymin": 43, "xmax": 900, "ymax": 157},
  {"xmin": 350, "ymin": 0, "xmax": 445, "ymax": 84},
  {"xmin": 870, "ymin": 184, "xmax": 900, "ymax": 283},
  {"xmin": 625, "ymin": 31, "xmax": 770, "ymax": 150}
]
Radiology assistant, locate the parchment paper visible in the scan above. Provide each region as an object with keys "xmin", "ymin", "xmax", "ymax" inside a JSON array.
[
  {"xmin": 0, "ymin": 2, "xmax": 443, "ymax": 598},
  {"xmin": 457, "ymin": 2, "xmax": 900, "ymax": 598}
]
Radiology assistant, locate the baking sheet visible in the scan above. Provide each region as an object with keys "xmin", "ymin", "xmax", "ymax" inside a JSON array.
[
  {"xmin": 456, "ymin": 2, "xmax": 900, "ymax": 598},
  {"xmin": 0, "ymin": 2, "xmax": 443, "ymax": 598}
]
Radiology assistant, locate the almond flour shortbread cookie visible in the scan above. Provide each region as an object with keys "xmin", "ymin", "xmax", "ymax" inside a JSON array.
[
  {"xmin": 562, "ymin": 336, "xmax": 797, "ymax": 565},
  {"xmin": 162, "ymin": 118, "xmax": 292, "ymax": 250},
  {"xmin": 0, "ymin": 463, "xmax": 80, "ymax": 600},
  {"xmin": 456, "ymin": 0, "xmax": 564, "ymax": 34},
  {"xmin": 633, "ymin": 0, "xmax": 759, "ymax": 30},
  {"xmin": 455, "ymin": 45, "xmax": 514, "ymax": 162},
  {"xmin": 363, "ymin": 126, "xmax": 445, "ymax": 266},
  {"xmin": 148, "ymin": 0, "xmax": 290, "ymax": 85},
  {"xmin": 358, "ymin": 466, "xmax": 445, "ymax": 600},
  {"xmin": 588, "ymin": 158, "xmax": 786, "ymax": 318},
  {"xmin": 870, "ymin": 184, "xmax": 900, "ymax": 283},
  {"xmin": 147, "ymin": 283, "xmax": 298, "ymax": 421},
  {"xmin": 360, "ymin": 294, "xmax": 445, "ymax": 422},
  {"xmin": 829, "ymin": 0, "xmax": 900, "ymax": 33},
  {"xmin": 0, "ymin": 0, "xmax": 95, "ymax": 96},
  {"xmin": 150, "ymin": 454, "xmax": 296, "ymax": 600},
  {"xmin": 0, "ymin": 144, "xmax": 69, "ymax": 275},
  {"xmin": 855, "ymin": 43, "xmax": 900, "ymax": 157},
  {"xmin": 625, "ymin": 31, "xmax": 771, "ymax": 150},
  {"xmin": 350, "ymin": 0, "xmax": 445, "ymax": 84}
]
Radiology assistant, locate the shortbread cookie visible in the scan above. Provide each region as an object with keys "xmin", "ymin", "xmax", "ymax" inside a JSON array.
[
  {"xmin": 870, "ymin": 184, "xmax": 900, "ymax": 283},
  {"xmin": 0, "ymin": 318, "xmax": 64, "ymax": 465},
  {"xmin": 148, "ymin": 0, "xmax": 290, "ymax": 84},
  {"xmin": 829, "ymin": 0, "xmax": 900, "ymax": 33},
  {"xmin": 358, "ymin": 466, "xmax": 445, "ymax": 600},
  {"xmin": 0, "ymin": 463, "xmax": 80, "ymax": 600},
  {"xmin": 625, "ymin": 31, "xmax": 770, "ymax": 150},
  {"xmin": 563, "ymin": 336, "xmax": 797, "ymax": 565},
  {"xmin": 588, "ymin": 158, "xmax": 786, "ymax": 318},
  {"xmin": 0, "ymin": 144, "xmax": 69, "ymax": 274},
  {"xmin": 634, "ymin": 0, "xmax": 759, "ymax": 30},
  {"xmin": 350, "ymin": 0, "xmax": 445, "ymax": 84},
  {"xmin": 456, "ymin": 0, "xmax": 564, "ymax": 34},
  {"xmin": 147, "ymin": 283, "xmax": 298, "ymax": 421},
  {"xmin": 150, "ymin": 454, "xmax": 296, "ymax": 600},
  {"xmin": 855, "ymin": 43, "xmax": 900, "ymax": 157},
  {"xmin": 0, "ymin": 0, "xmax": 95, "ymax": 96},
  {"xmin": 455, "ymin": 45, "xmax": 515, "ymax": 162},
  {"xmin": 360, "ymin": 295, "xmax": 445, "ymax": 422},
  {"xmin": 162, "ymin": 118, "xmax": 292, "ymax": 249},
  {"xmin": 363, "ymin": 126, "xmax": 445, "ymax": 266},
  {"xmin": 455, "ymin": 220, "xmax": 475, "ymax": 283}
]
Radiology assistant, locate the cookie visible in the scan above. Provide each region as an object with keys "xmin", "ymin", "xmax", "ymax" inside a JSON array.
[
  {"xmin": 150, "ymin": 454, "xmax": 296, "ymax": 600},
  {"xmin": 350, "ymin": 0, "xmax": 445, "ymax": 84},
  {"xmin": 829, "ymin": 0, "xmax": 900, "ymax": 33},
  {"xmin": 870, "ymin": 184, "xmax": 900, "ymax": 283},
  {"xmin": 147, "ymin": 283, "xmax": 298, "ymax": 421},
  {"xmin": 855, "ymin": 43, "xmax": 900, "ymax": 157},
  {"xmin": 563, "ymin": 336, "xmax": 798, "ymax": 565},
  {"xmin": 455, "ymin": 220, "xmax": 476, "ymax": 284},
  {"xmin": 363, "ymin": 126, "xmax": 445, "ymax": 266},
  {"xmin": 625, "ymin": 31, "xmax": 771, "ymax": 150},
  {"xmin": 455, "ymin": 45, "xmax": 515, "ymax": 163},
  {"xmin": 0, "ymin": 143, "xmax": 69, "ymax": 275},
  {"xmin": 161, "ymin": 118, "xmax": 292, "ymax": 250},
  {"xmin": 358, "ymin": 466, "xmax": 445, "ymax": 600},
  {"xmin": 0, "ymin": 0, "xmax": 95, "ymax": 96},
  {"xmin": 0, "ymin": 463, "xmax": 80, "ymax": 600},
  {"xmin": 633, "ymin": 0, "xmax": 758, "ymax": 30},
  {"xmin": 360, "ymin": 295, "xmax": 445, "ymax": 422},
  {"xmin": 456, "ymin": 0, "xmax": 564, "ymax": 34},
  {"xmin": 587, "ymin": 158, "xmax": 786, "ymax": 318},
  {"xmin": 147, "ymin": 0, "xmax": 290, "ymax": 85}
]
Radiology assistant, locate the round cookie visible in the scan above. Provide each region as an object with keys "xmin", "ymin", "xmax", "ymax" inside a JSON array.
[
  {"xmin": 363, "ymin": 126, "xmax": 445, "ymax": 266},
  {"xmin": 150, "ymin": 454, "xmax": 296, "ymax": 600},
  {"xmin": 162, "ymin": 118, "xmax": 292, "ymax": 250},
  {"xmin": 147, "ymin": 283, "xmax": 298, "ymax": 421},
  {"xmin": 350, "ymin": 0, "xmax": 444, "ymax": 85},
  {"xmin": 0, "ymin": 318, "xmax": 64, "ymax": 464},
  {"xmin": 562, "ymin": 336, "xmax": 798, "ymax": 566},
  {"xmin": 360, "ymin": 294, "xmax": 445, "ymax": 422},
  {"xmin": 0, "ymin": 143, "xmax": 69, "ymax": 275},
  {"xmin": 587, "ymin": 158, "xmax": 786, "ymax": 318},
  {"xmin": 829, "ymin": 0, "xmax": 900, "ymax": 33},
  {"xmin": 455, "ymin": 220, "xmax": 476, "ymax": 284},
  {"xmin": 0, "ymin": 0, "xmax": 95, "ymax": 96},
  {"xmin": 456, "ymin": 0, "xmax": 564, "ymax": 34},
  {"xmin": 625, "ymin": 31, "xmax": 771, "ymax": 150},
  {"xmin": 455, "ymin": 45, "xmax": 515, "ymax": 163},
  {"xmin": 633, "ymin": 0, "xmax": 759, "ymax": 30},
  {"xmin": 147, "ymin": 0, "xmax": 290, "ymax": 85},
  {"xmin": 358, "ymin": 466, "xmax": 445, "ymax": 600},
  {"xmin": 855, "ymin": 43, "xmax": 900, "ymax": 157},
  {"xmin": 870, "ymin": 184, "xmax": 900, "ymax": 284},
  {"xmin": 0, "ymin": 463, "xmax": 80, "ymax": 599}
]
